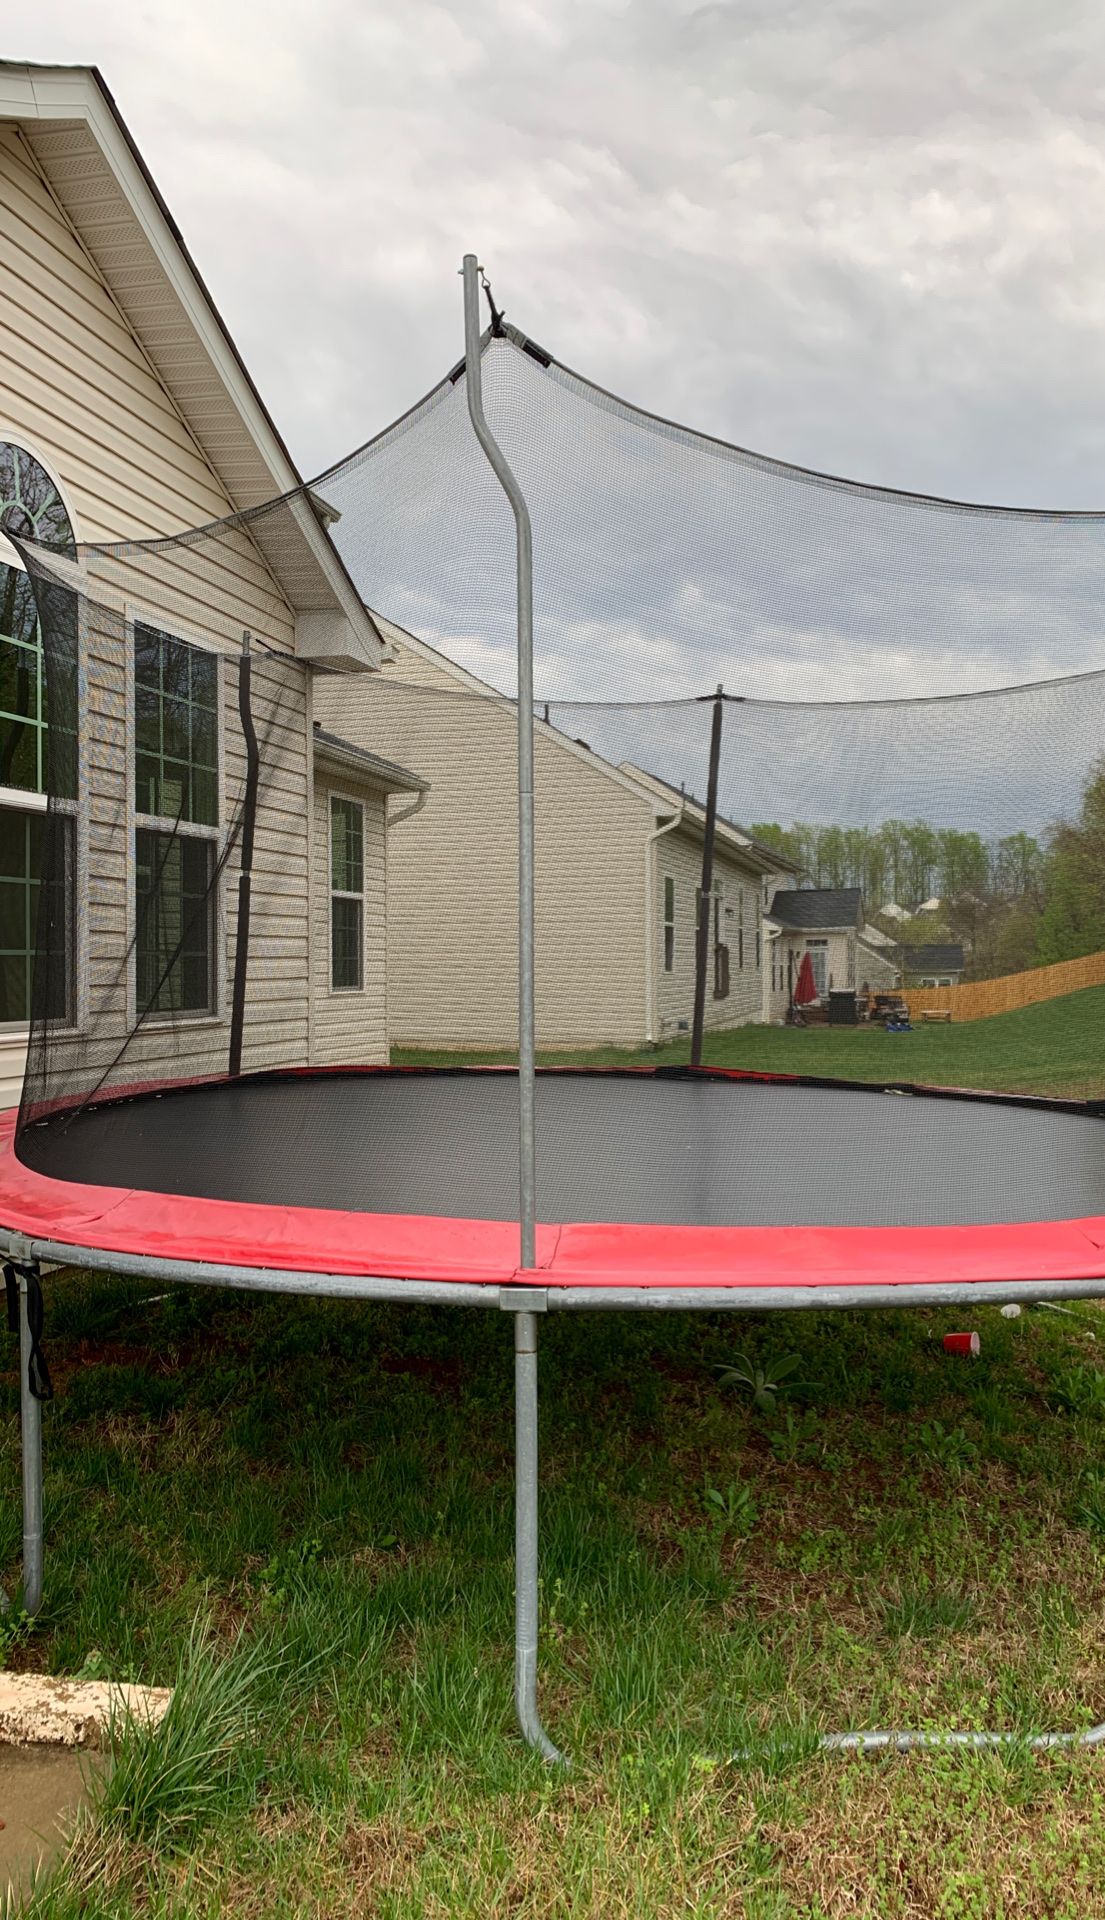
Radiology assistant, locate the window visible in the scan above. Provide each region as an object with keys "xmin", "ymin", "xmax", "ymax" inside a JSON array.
[
  {"xmin": 0, "ymin": 810, "xmax": 73, "ymax": 1025},
  {"xmin": 806, "ymin": 937, "xmax": 829, "ymax": 998},
  {"xmin": 663, "ymin": 874, "xmax": 675, "ymax": 973},
  {"xmin": 712, "ymin": 893, "xmax": 730, "ymax": 999},
  {"xmin": 330, "ymin": 795, "xmax": 364, "ymax": 991},
  {"xmin": 755, "ymin": 924, "xmax": 762, "ymax": 970},
  {"xmin": 0, "ymin": 443, "xmax": 77, "ymax": 1030},
  {"xmin": 134, "ymin": 624, "xmax": 218, "ymax": 825},
  {"xmin": 135, "ymin": 831, "xmax": 214, "ymax": 1015},
  {"xmin": 133, "ymin": 625, "xmax": 220, "ymax": 1017}
]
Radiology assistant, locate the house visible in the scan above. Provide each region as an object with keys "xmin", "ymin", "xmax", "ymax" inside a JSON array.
[
  {"xmin": 0, "ymin": 62, "xmax": 423, "ymax": 1105},
  {"xmin": 764, "ymin": 886, "xmax": 900, "ymax": 1015},
  {"xmin": 313, "ymin": 614, "xmax": 801, "ymax": 1049},
  {"xmin": 900, "ymin": 943, "xmax": 965, "ymax": 988}
]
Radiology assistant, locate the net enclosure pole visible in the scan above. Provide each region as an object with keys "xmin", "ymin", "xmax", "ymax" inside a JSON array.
[
  {"xmin": 690, "ymin": 685, "xmax": 724, "ymax": 1068},
  {"xmin": 462, "ymin": 254, "xmax": 537, "ymax": 1272},
  {"xmin": 19, "ymin": 1275, "xmax": 43, "ymax": 1615},
  {"xmin": 228, "ymin": 631, "xmax": 259, "ymax": 1080},
  {"xmin": 513, "ymin": 1306, "xmax": 564, "ymax": 1762}
]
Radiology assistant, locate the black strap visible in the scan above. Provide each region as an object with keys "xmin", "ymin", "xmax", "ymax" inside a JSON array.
[{"xmin": 3, "ymin": 1261, "xmax": 53, "ymax": 1402}]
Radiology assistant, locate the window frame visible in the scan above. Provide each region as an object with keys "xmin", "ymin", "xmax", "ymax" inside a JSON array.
[
  {"xmin": 127, "ymin": 610, "xmax": 225, "ymax": 1028},
  {"xmin": 0, "ymin": 436, "xmax": 83, "ymax": 1039},
  {"xmin": 662, "ymin": 873, "xmax": 675, "ymax": 974},
  {"xmin": 329, "ymin": 788, "xmax": 366, "ymax": 995}
]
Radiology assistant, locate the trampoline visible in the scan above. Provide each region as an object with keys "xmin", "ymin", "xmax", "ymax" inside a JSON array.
[
  {"xmin": 6, "ymin": 1067, "xmax": 1105, "ymax": 1290},
  {"xmin": 5, "ymin": 254, "xmax": 1105, "ymax": 1759}
]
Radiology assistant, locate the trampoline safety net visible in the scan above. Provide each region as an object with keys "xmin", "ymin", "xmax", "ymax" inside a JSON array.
[{"xmin": 7, "ymin": 315, "xmax": 1105, "ymax": 1237}]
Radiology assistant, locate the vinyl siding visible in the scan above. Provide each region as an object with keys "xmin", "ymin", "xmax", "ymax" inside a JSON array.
[
  {"xmin": 314, "ymin": 646, "xmax": 652, "ymax": 1049},
  {"xmin": 312, "ymin": 775, "xmax": 388, "ymax": 1066},
  {"xmin": 0, "ymin": 123, "xmax": 315, "ymax": 1106},
  {"xmin": 655, "ymin": 835, "xmax": 771, "ymax": 1038}
]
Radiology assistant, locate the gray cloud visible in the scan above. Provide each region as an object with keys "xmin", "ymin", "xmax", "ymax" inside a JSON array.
[
  {"xmin": 23, "ymin": 1, "xmax": 1105, "ymax": 829},
  {"xmin": 25, "ymin": 0, "xmax": 1105, "ymax": 499}
]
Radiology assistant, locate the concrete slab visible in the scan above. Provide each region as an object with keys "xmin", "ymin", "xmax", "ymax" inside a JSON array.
[{"xmin": 0, "ymin": 1674, "xmax": 171, "ymax": 1749}]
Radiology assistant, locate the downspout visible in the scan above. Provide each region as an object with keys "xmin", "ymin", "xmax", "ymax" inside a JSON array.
[
  {"xmin": 388, "ymin": 789, "xmax": 427, "ymax": 828},
  {"xmin": 763, "ymin": 924, "xmax": 782, "ymax": 1024},
  {"xmin": 644, "ymin": 793, "xmax": 685, "ymax": 1046}
]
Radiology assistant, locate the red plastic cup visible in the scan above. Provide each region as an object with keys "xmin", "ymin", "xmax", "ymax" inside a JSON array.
[{"xmin": 943, "ymin": 1331, "xmax": 980, "ymax": 1357}]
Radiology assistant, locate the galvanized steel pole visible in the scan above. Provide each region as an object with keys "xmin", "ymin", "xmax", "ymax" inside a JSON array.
[
  {"xmin": 462, "ymin": 254, "xmax": 536, "ymax": 1272},
  {"xmin": 463, "ymin": 258, "xmax": 562, "ymax": 1762},
  {"xmin": 19, "ymin": 1277, "xmax": 43, "ymax": 1614}
]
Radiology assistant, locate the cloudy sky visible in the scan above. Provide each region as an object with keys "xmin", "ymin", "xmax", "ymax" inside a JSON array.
[
  {"xmin": 17, "ymin": 1, "xmax": 1105, "ymax": 827},
  {"xmin": 20, "ymin": 0, "xmax": 1105, "ymax": 501}
]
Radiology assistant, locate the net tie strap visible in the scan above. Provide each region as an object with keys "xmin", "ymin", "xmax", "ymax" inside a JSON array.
[{"xmin": 4, "ymin": 1261, "xmax": 53, "ymax": 1404}]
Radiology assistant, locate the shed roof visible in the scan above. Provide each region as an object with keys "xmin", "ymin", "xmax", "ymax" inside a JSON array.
[
  {"xmin": 767, "ymin": 887, "xmax": 864, "ymax": 930},
  {"xmin": 901, "ymin": 944, "xmax": 965, "ymax": 973}
]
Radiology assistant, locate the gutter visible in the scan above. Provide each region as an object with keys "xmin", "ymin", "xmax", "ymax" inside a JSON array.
[{"xmin": 644, "ymin": 794, "xmax": 686, "ymax": 1045}]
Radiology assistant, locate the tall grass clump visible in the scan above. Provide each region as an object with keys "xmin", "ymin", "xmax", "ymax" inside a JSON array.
[{"xmin": 18, "ymin": 1618, "xmax": 277, "ymax": 1913}]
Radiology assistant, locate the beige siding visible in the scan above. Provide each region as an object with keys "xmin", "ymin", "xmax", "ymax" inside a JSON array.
[
  {"xmin": 312, "ymin": 775, "xmax": 389, "ymax": 1066},
  {"xmin": 315, "ymin": 647, "xmax": 652, "ymax": 1049},
  {"xmin": 0, "ymin": 123, "xmax": 315, "ymax": 1105},
  {"xmin": 655, "ymin": 835, "xmax": 771, "ymax": 1039}
]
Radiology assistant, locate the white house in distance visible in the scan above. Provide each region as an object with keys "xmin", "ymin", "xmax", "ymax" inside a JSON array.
[
  {"xmin": 763, "ymin": 887, "xmax": 900, "ymax": 1016},
  {"xmin": 0, "ymin": 62, "xmax": 423, "ymax": 1104},
  {"xmin": 313, "ymin": 614, "xmax": 802, "ymax": 1051}
]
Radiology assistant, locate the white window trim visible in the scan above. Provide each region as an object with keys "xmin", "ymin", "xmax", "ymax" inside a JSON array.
[
  {"xmin": 125, "ymin": 606, "xmax": 228, "ymax": 1029},
  {"xmin": 328, "ymin": 787, "xmax": 366, "ymax": 996},
  {"xmin": 0, "ymin": 432, "xmax": 86, "ymax": 1040},
  {"xmin": 662, "ymin": 873, "xmax": 676, "ymax": 974}
]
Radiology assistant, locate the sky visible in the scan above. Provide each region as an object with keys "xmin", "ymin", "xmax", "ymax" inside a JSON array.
[
  {"xmin": 16, "ymin": 1, "xmax": 1105, "ymax": 826},
  {"xmin": 19, "ymin": 0, "xmax": 1105, "ymax": 502}
]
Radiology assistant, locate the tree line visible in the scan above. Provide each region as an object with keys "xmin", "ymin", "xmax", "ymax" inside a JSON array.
[{"xmin": 750, "ymin": 758, "xmax": 1105, "ymax": 980}]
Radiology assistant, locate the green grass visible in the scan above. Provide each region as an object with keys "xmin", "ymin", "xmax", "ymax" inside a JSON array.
[
  {"xmin": 395, "ymin": 981, "xmax": 1105, "ymax": 1100},
  {"xmin": 7, "ymin": 1272, "xmax": 1105, "ymax": 1914}
]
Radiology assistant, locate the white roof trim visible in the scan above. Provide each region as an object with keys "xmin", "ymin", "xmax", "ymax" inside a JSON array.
[{"xmin": 0, "ymin": 63, "xmax": 380, "ymax": 662}]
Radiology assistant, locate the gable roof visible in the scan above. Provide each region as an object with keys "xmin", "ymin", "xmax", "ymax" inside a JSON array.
[
  {"xmin": 767, "ymin": 887, "xmax": 864, "ymax": 930},
  {"xmin": 901, "ymin": 943, "xmax": 965, "ymax": 973},
  {"xmin": 0, "ymin": 61, "xmax": 381, "ymax": 667},
  {"xmin": 622, "ymin": 768, "xmax": 803, "ymax": 876},
  {"xmin": 312, "ymin": 726, "xmax": 426, "ymax": 795}
]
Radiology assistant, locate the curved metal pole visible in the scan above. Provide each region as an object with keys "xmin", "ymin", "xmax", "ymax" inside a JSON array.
[
  {"xmin": 461, "ymin": 257, "xmax": 561, "ymax": 1760},
  {"xmin": 461, "ymin": 254, "xmax": 536, "ymax": 1274}
]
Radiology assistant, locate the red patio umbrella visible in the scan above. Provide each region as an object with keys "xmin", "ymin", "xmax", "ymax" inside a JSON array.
[{"xmin": 793, "ymin": 951, "xmax": 818, "ymax": 1007}]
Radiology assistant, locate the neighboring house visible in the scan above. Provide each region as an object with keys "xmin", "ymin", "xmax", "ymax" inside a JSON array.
[
  {"xmin": 0, "ymin": 62, "xmax": 421, "ymax": 1105},
  {"xmin": 764, "ymin": 886, "xmax": 900, "ymax": 1016},
  {"xmin": 311, "ymin": 729, "xmax": 426, "ymax": 1066},
  {"xmin": 313, "ymin": 614, "xmax": 800, "ymax": 1049},
  {"xmin": 900, "ymin": 943, "xmax": 965, "ymax": 988}
]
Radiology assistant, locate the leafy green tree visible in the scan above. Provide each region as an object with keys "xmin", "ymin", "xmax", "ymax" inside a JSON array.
[{"xmin": 1034, "ymin": 761, "xmax": 1105, "ymax": 963}]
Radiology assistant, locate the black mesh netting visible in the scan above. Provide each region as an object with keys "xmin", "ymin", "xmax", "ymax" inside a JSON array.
[{"xmin": 9, "ymin": 319, "xmax": 1105, "ymax": 1227}]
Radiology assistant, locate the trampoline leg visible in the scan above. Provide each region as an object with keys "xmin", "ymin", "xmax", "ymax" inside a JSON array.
[
  {"xmin": 19, "ymin": 1276, "xmax": 43, "ymax": 1616},
  {"xmin": 514, "ymin": 1310, "xmax": 564, "ymax": 1763}
]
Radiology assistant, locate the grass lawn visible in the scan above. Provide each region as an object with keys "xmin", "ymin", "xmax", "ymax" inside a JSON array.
[
  {"xmin": 6, "ymin": 1274, "xmax": 1105, "ymax": 1915},
  {"xmin": 395, "ymin": 982, "xmax": 1105, "ymax": 1101}
]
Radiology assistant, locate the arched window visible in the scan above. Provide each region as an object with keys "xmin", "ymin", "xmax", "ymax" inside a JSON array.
[{"xmin": 0, "ymin": 443, "xmax": 77, "ymax": 1028}]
